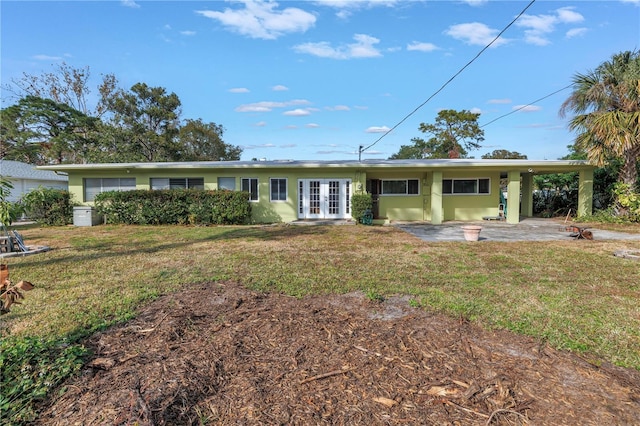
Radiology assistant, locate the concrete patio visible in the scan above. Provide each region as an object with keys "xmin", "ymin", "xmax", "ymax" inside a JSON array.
[{"xmin": 392, "ymin": 218, "xmax": 640, "ymax": 242}]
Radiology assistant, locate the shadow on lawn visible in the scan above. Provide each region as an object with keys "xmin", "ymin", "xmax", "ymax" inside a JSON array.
[{"xmin": 10, "ymin": 224, "xmax": 334, "ymax": 268}]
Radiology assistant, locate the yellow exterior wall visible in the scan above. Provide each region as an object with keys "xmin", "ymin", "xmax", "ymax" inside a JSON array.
[
  {"xmin": 442, "ymin": 171, "xmax": 502, "ymax": 221},
  {"xmin": 68, "ymin": 167, "xmax": 362, "ymax": 223},
  {"xmin": 60, "ymin": 162, "xmax": 594, "ymax": 225}
]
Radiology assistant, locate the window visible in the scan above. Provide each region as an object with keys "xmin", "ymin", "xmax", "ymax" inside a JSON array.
[
  {"xmin": 217, "ymin": 177, "xmax": 236, "ymax": 191},
  {"xmin": 443, "ymin": 178, "xmax": 490, "ymax": 195},
  {"xmin": 84, "ymin": 178, "xmax": 136, "ymax": 202},
  {"xmin": 241, "ymin": 178, "xmax": 259, "ymax": 201},
  {"xmin": 150, "ymin": 178, "xmax": 204, "ymax": 190},
  {"xmin": 381, "ymin": 179, "xmax": 420, "ymax": 195},
  {"xmin": 270, "ymin": 178, "xmax": 287, "ymax": 201}
]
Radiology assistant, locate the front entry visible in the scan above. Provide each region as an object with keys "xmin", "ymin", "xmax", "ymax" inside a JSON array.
[{"xmin": 298, "ymin": 179, "xmax": 352, "ymax": 219}]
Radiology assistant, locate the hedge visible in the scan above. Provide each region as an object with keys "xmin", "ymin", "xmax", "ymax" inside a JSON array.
[{"xmin": 94, "ymin": 189, "xmax": 251, "ymax": 225}]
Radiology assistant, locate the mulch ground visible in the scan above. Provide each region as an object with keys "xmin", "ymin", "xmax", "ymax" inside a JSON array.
[{"xmin": 37, "ymin": 281, "xmax": 640, "ymax": 425}]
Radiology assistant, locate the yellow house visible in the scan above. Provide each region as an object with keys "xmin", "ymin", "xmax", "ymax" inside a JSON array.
[{"xmin": 38, "ymin": 159, "xmax": 595, "ymax": 225}]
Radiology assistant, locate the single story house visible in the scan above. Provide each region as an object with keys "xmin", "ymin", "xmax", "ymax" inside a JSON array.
[
  {"xmin": 37, "ymin": 159, "xmax": 595, "ymax": 225},
  {"xmin": 1, "ymin": 159, "xmax": 69, "ymax": 202}
]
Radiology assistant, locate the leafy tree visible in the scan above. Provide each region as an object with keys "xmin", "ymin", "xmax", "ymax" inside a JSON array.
[
  {"xmin": 560, "ymin": 50, "xmax": 640, "ymax": 189},
  {"xmin": 106, "ymin": 83, "xmax": 182, "ymax": 162},
  {"xmin": 481, "ymin": 149, "xmax": 527, "ymax": 159},
  {"xmin": 1, "ymin": 96, "xmax": 98, "ymax": 164},
  {"xmin": 1, "ymin": 104, "xmax": 41, "ymax": 163},
  {"xmin": 390, "ymin": 109, "xmax": 484, "ymax": 159},
  {"xmin": 178, "ymin": 119, "xmax": 241, "ymax": 161}
]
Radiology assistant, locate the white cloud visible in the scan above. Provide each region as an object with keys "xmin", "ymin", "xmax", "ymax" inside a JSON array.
[
  {"xmin": 566, "ymin": 27, "xmax": 587, "ymax": 39},
  {"xmin": 407, "ymin": 41, "xmax": 439, "ymax": 52},
  {"xmin": 487, "ymin": 98, "xmax": 512, "ymax": 104},
  {"xmin": 314, "ymin": 0, "xmax": 399, "ymax": 19},
  {"xmin": 556, "ymin": 7, "xmax": 585, "ymax": 24},
  {"xmin": 180, "ymin": 30, "xmax": 196, "ymax": 36},
  {"xmin": 365, "ymin": 126, "xmax": 390, "ymax": 133},
  {"xmin": 516, "ymin": 7, "xmax": 585, "ymax": 46},
  {"xmin": 283, "ymin": 108, "xmax": 311, "ymax": 116},
  {"xmin": 306, "ymin": 123, "xmax": 320, "ymax": 128},
  {"xmin": 254, "ymin": 121, "xmax": 267, "ymax": 127},
  {"xmin": 513, "ymin": 105, "xmax": 542, "ymax": 112},
  {"xmin": 33, "ymin": 54, "xmax": 63, "ymax": 61},
  {"xmin": 121, "ymin": 0, "xmax": 140, "ymax": 8},
  {"xmin": 272, "ymin": 85, "xmax": 288, "ymax": 91},
  {"xmin": 235, "ymin": 99, "xmax": 311, "ymax": 112},
  {"xmin": 229, "ymin": 87, "xmax": 250, "ymax": 93},
  {"xmin": 326, "ymin": 105, "xmax": 350, "ymax": 111},
  {"xmin": 462, "ymin": 0, "xmax": 488, "ymax": 6},
  {"xmin": 293, "ymin": 33, "xmax": 382, "ymax": 59},
  {"xmin": 196, "ymin": 1, "xmax": 316, "ymax": 40},
  {"xmin": 445, "ymin": 22, "xmax": 509, "ymax": 47},
  {"xmin": 470, "ymin": 107, "xmax": 482, "ymax": 114}
]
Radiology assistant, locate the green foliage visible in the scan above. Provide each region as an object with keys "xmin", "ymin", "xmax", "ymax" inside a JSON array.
[
  {"xmin": 0, "ymin": 177, "xmax": 19, "ymax": 226},
  {"xmin": 95, "ymin": 189, "xmax": 251, "ymax": 225},
  {"xmin": 0, "ymin": 336, "xmax": 87, "ymax": 424},
  {"xmin": 3, "ymin": 63, "xmax": 243, "ymax": 164},
  {"xmin": 612, "ymin": 182, "xmax": 640, "ymax": 222},
  {"xmin": 561, "ymin": 50, "xmax": 640, "ymax": 188},
  {"xmin": 365, "ymin": 289, "xmax": 384, "ymax": 303},
  {"xmin": 481, "ymin": 149, "xmax": 527, "ymax": 159},
  {"xmin": 20, "ymin": 187, "xmax": 74, "ymax": 226},
  {"xmin": 390, "ymin": 109, "xmax": 484, "ymax": 159},
  {"xmin": 178, "ymin": 119, "xmax": 241, "ymax": 161},
  {"xmin": 350, "ymin": 193, "xmax": 372, "ymax": 224}
]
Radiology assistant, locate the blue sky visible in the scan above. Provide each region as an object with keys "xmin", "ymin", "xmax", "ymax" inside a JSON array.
[{"xmin": 1, "ymin": 0, "xmax": 639, "ymax": 162}]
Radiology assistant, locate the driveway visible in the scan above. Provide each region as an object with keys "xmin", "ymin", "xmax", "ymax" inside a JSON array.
[{"xmin": 393, "ymin": 218, "xmax": 640, "ymax": 242}]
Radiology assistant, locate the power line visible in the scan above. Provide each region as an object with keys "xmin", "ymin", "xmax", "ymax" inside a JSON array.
[
  {"xmin": 360, "ymin": 0, "xmax": 537, "ymax": 157},
  {"xmin": 479, "ymin": 84, "xmax": 573, "ymax": 128}
]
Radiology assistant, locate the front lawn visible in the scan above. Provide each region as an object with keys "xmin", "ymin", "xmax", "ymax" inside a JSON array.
[{"xmin": 1, "ymin": 223, "xmax": 639, "ymax": 422}]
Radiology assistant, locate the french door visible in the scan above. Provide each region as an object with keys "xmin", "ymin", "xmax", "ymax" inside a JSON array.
[{"xmin": 298, "ymin": 179, "xmax": 351, "ymax": 219}]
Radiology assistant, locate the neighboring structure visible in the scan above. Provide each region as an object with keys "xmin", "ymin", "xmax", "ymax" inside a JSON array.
[
  {"xmin": 37, "ymin": 159, "xmax": 595, "ymax": 225},
  {"xmin": 1, "ymin": 159, "xmax": 69, "ymax": 202}
]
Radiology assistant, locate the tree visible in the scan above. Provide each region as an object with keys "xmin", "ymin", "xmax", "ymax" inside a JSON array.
[
  {"xmin": 178, "ymin": 119, "xmax": 241, "ymax": 161},
  {"xmin": 106, "ymin": 83, "xmax": 182, "ymax": 162},
  {"xmin": 1, "ymin": 96, "xmax": 98, "ymax": 164},
  {"xmin": 3, "ymin": 62, "xmax": 117, "ymax": 118},
  {"xmin": 390, "ymin": 109, "xmax": 484, "ymax": 159},
  {"xmin": 560, "ymin": 50, "xmax": 640, "ymax": 190},
  {"xmin": 481, "ymin": 149, "xmax": 527, "ymax": 159}
]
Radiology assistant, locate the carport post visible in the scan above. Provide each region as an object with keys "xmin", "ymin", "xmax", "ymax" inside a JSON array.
[
  {"xmin": 506, "ymin": 171, "xmax": 521, "ymax": 224},
  {"xmin": 521, "ymin": 173, "xmax": 533, "ymax": 218},
  {"xmin": 431, "ymin": 171, "xmax": 443, "ymax": 225},
  {"xmin": 578, "ymin": 168, "xmax": 594, "ymax": 218}
]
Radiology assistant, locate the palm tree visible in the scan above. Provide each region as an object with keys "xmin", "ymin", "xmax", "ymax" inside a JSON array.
[{"xmin": 560, "ymin": 50, "xmax": 640, "ymax": 190}]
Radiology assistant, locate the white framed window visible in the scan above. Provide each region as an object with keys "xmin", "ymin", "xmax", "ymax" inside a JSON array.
[
  {"xmin": 443, "ymin": 178, "xmax": 490, "ymax": 195},
  {"xmin": 381, "ymin": 179, "xmax": 420, "ymax": 195},
  {"xmin": 270, "ymin": 178, "xmax": 287, "ymax": 202},
  {"xmin": 84, "ymin": 178, "xmax": 136, "ymax": 202},
  {"xmin": 150, "ymin": 178, "xmax": 204, "ymax": 190},
  {"xmin": 241, "ymin": 178, "xmax": 259, "ymax": 201},
  {"xmin": 217, "ymin": 177, "xmax": 236, "ymax": 191}
]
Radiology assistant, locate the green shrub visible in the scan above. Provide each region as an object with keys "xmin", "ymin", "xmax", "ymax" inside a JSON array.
[
  {"xmin": 351, "ymin": 193, "xmax": 373, "ymax": 224},
  {"xmin": 95, "ymin": 189, "xmax": 251, "ymax": 225},
  {"xmin": 20, "ymin": 187, "xmax": 73, "ymax": 226}
]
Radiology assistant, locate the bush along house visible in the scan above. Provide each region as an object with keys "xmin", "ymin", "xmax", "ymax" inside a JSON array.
[{"xmin": 38, "ymin": 158, "xmax": 595, "ymax": 225}]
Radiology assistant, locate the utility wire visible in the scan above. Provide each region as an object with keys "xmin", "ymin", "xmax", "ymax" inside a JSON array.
[
  {"xmin": 479, "ymin": 84, "xmax": 572, "ymax": 128},
  {"xmin": 360, "ymin": 0, "xmax": 537, "ymax": 157}
]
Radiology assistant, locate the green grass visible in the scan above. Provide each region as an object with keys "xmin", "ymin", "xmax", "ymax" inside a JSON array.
[{"xmin": 1, "ymin": 223, "xmax": 640, "ymax": 423}]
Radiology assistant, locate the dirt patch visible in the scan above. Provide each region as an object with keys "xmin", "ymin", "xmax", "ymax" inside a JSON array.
[{"xmin": 37, "ymin": 282, "xmax": 640, "ymax": 425}]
